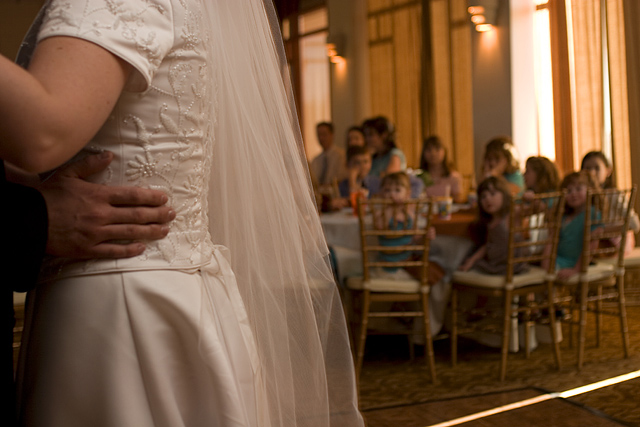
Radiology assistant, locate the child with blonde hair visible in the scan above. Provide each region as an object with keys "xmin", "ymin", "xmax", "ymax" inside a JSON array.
[{"xmin": 373, "ymin": 172, "xmax": 442, "ymax": 281}]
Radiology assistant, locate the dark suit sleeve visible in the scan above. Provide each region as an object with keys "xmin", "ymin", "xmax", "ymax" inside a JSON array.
[{"xmin": 0, "ymin": 162, "xmax": 48, "ymax": 292}]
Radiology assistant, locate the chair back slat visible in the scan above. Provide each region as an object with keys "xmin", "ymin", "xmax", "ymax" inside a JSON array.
[
  {"xmin": 581, "ymin": 187, "xmax": 637, "ymax": 272},
  {"xmin": 504, "ymin": 191, "xmax": 566, "ymax": 280}
]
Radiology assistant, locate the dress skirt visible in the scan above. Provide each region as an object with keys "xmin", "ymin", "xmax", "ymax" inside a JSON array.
[{"xmin": 16, "ymin": 248, "xmax": 264, "ymax": 427}]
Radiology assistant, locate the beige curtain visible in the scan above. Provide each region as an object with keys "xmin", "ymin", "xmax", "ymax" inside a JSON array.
[
  {"xmin": 568, "ymin": 0, "xmax": 603, "ymax": 166},
  {"xmin": 623, "ymin": 0, "xmax": 640, "ymax": 216},
  {"xmin": 606, "ymin": 0, "xmax": 632, "ymax": 189},
  {"xmin": 367, "ymin": 0, "xmax": 423, "ymax": 167},
  {"xmin": 568, "ymin": 0, "xmax": 632, "ymax": 188},
  {"xmin": 423, "ymin": 0, "xmax": 474, "ymax": 183}
]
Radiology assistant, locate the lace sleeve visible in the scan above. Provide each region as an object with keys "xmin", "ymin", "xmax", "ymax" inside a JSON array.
[{"xmin": 37, "ymin": 0, "xmax": 174, "ymax": 92}]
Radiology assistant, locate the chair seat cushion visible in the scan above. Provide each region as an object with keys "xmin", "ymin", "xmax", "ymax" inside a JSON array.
[
  {"xmin": 557, "ymin": 262, "xmax": 615, "ymax": 285},
  {"xmin": 346, "ymin": 267, "xmax": 421, "ymax": 293},
  {"xmin": 452, "ymin": 266, "xmax": 549, "ymax": 289},
  {"xmin": 599, "ymin": 247, "xmax": 640, "ymax": 268}
]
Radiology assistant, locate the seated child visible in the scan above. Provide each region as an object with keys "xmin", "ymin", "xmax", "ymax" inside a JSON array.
[
  {"xmin": 523, "ymin": 156, "xmax": 560, "ymax": 199},
  {"xmin": 555, "ymin": 171, "xmax": 601, "ymax": 281},
  {"xmin": 373, "ymin": 172, "xmax": 443, "ymax": 283},
  {"xmin": 522, "ymin": 156, "xmax": 561, "ymax": 254},
  {"xmin": 481, "ymin": 136, "xmax": 524, "ymax": 196},
  {"xmin": 331, "ymin": 146, "xmax": 380, "ymax": 210},
  {"xmin": 417, "ymin": 135, "xmax": 464, "ymax": 202},
  {"xmin": 581, "ymin": 151, "xmax": 613, "ymax": 189},
  {"xmin": 580, "ymin": 151, "xmax": 639, "ymax": 255},
  {"xmin": 459, "ymin": 176, "xmax": 528, "ymax": 275}
]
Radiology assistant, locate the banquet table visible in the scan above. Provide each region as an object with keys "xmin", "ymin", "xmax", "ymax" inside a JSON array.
[
  {"xmin": 321, "ymin": 206, "xmax": 477, "ymax": 251},
  {"xmin": 321, "ymin": 206, "xmax": 476, "ymax": 335}
]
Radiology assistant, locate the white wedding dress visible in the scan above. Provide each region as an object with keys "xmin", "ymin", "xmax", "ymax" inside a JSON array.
[{"xmin": 15, "ymin": 1, "xmax": 363, "ymax": 426}]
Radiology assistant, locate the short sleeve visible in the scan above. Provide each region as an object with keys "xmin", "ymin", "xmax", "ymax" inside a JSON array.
[
  {"xmin": 37, "ymin": 0, "xmax": 174, "ymax": 92},
  {"xmin": 450, "ymin": 170, "xmax": 463, "ymax": 196},
  {"xmin": 390, "ymin": 148, "xmax": 407, "ymax": 170}
]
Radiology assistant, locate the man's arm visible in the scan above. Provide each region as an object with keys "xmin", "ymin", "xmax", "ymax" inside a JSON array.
[{"xmin": 39, "ymin": 152, "xmax": 175, "ymax": 259}]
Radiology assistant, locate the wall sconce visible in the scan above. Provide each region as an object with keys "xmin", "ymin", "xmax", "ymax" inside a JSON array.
[
  {"xmin": 468, "ymin": 0, "xmax": 499, "ymax": 32},
  {"xmin": 326, "ymin": 34, "xmax": 345, "ymax": 64}
]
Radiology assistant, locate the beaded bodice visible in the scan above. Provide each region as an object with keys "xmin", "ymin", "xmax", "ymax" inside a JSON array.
[{"xmin": 28, "ymin": 0, "xmax": 216, "ymax": 280}]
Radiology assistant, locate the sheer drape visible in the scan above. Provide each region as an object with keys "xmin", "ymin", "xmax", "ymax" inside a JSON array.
[{"xmin": 202, "ymin": 1, "xmax": 363, "ymax": 425}]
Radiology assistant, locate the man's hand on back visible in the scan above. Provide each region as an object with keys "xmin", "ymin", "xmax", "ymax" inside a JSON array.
[{"xmin": 40, "ymin": 152, "xmax": 175, "ymax": 258}]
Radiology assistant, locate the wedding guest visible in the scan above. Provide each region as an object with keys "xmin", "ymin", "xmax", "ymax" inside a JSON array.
[
  {"xmin": 555, "ymin": 171, "xmax": 601, "ymax": 280},
  {"xmin": 331, "ymin": 146, "xmax": 380, "ymax": 210},
  {"xmin": 417, "ymin": 136, "xmax": 463, "ymax": 202},
  {"xmin": 373, "ymin": 172, "xmax": 418, "ymax": 271},
  {"xmin": 310, "ymin": 122, "xmax": 347, "ymax": 186},
  {"xmin": 362, "ymin": 116, "xmax": 406, "ymax": 177},
  {"xmin": 523, "ymin": 156, "xmax": 560, "ymax": 195},
  {"xmin": 346, "ymin": 126, "xmax": 366, "ymax": 148},
  {"xmin": 581, "ymin": 151, "xmax": 614, "ymax": 189},
  {"xmin": 372, "ymin": 172, "xmax": 443, "ymax": 283},
  {"xmin": 580, "ymin": 151, "xmax": 639, "ymax": 254},
  {"xmin": 459, "ymin": 176, "xmax": 527, "ymax": 274},
  {"xmin": 522, "ymin": 156, "xmax": 560, "ymax": 206},
  {"xmin": 482, "ymin": 136, "xmax": 524, "ymax": 195}
]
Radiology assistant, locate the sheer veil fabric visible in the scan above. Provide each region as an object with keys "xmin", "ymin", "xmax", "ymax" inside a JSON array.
[{"xmin": 204, "ymin": 1, "xmax": 363, "ymax": 425}]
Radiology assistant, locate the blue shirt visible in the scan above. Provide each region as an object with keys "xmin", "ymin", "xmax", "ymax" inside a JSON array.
[
  {"xmin": 338, "ymin": 175, "xmax": 381, "ymax": 198},
  {"xmin": 369, "ymin": 148, "xmax": 406, "ymax": 177},
  {"xmin": 379, "ymin": 217, "xmax": 414, "ymax": 272},
  {"xmin": 504, "ymin": 170, "xmax": 525, "ymax": 194},
  {"xmin": 556, "ymin": 210, "xmax": 601, "ymax": 269}
]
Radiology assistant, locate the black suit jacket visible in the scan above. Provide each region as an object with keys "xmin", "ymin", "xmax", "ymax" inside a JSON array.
[{"xmin": 1, "ymin": 161, "xmax": 48, "ymax": 425}]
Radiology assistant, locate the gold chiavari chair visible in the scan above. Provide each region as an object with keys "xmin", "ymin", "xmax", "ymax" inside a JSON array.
[
  {"xmin": 346, "ymin": 197, "xmax": 437, "ymax": 383},
  {"xmin": 450, "ymin": 191, "xmax": 565, "ymax": 381}
]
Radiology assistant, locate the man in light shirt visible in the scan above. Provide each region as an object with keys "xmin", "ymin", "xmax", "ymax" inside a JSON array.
[{"xmin": 310, "ymin": 122, "xmax": 346, "ymax": 186}]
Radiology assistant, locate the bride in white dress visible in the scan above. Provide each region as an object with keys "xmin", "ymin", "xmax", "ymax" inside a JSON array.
[{"xmin": 0, "ymin": 0, "xmax": 363, "ymax": 425}]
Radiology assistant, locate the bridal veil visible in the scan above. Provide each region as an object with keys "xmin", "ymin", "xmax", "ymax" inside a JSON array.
[{"xmin": 203, "ymin": 1, "xmax": 363, "ymax": 425}]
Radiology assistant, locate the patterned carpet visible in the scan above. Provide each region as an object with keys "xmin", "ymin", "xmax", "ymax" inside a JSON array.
[{"xmin": 358, "ymin": 305, "xmax": 640, "ymax": 426}]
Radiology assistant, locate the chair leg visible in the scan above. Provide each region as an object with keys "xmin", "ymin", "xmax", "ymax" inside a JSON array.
[
  {"xmin": 422, "ymin": 291, "xmax": 436, "ymax": 383},
  {"xmin": 524, "ymin": 304, "xmax": 531, "ymax": 359},
  {"xmin": 355, "ymin": 291, "xmax": 371, "ymax": 382},
  {"xmin": 408, "ymin": 336, "xmax": 415, "ymax": 361},
  {"xmin": 451, "ymin": 288, "xmax": 458, "ymax": 366},
  {"xmin": 618, "ymin": 277, "xmax": 630, "ymax": 358},
  {"xmin": 500, "ymin": 290, "xmax": 513, "ymax": 381},
  {"xmin": 523, "ymin": 292, "xmax": 535, "ymax": 359},
  {"xmin": 568, "ymin": 289, "xmax": 575, "ymax": 348},
  {"xmin": 577, "ymin": 282, "xmax": 588, "ymax": 369},
  {"xmin": 547, "ymin": 282, "xmax": 562, "ymax": 370},
  {"xmin": 596, "ymin": 285, "xmax": 603, "ymax": 347}
]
